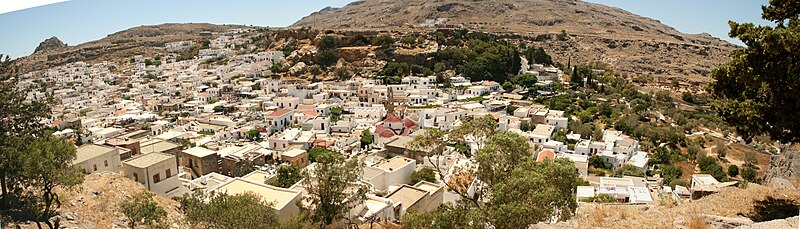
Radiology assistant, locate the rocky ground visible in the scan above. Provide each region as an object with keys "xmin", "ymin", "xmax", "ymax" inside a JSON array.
[
  {"xmin": 10, "ymin": 172, "xmax": 184, "ymax": 229},
  {"xmin": 536, "ymin": 184, "xmax": 800, "ymax": 228}
]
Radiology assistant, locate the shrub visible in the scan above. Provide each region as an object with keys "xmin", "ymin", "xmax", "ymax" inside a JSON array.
[
  {"xmin": 728, "ymin": 165, "xmax": 739, "ymax": 177},
  {"xmin": 742, "ymin": 167, "xmax": 757, "ymax": 182}
]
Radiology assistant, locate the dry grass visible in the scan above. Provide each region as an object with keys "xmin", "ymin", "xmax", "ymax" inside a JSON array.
[
  {"xmin": 574, "ymin": 184, "xmax": 800, "ymax": 228},
  {"xmin": 586, "ymin": 204, "xmax": 609, "ymax": 227},
  {"xmin": 686, "ymin": 214, "xmax": 708, "ymax": 229}
]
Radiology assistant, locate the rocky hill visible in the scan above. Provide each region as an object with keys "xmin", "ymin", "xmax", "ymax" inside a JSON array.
[
  {"xmin": 14, "ymin": 23, "xmax": 251, "ymax": 74},
  {"xmin": 33, "ymin": 36, "xmax": 67, "ymax": 54},
  {"xmin": 294, "ymin": 0, "xmax": 738, "ymax": 81},
  {"xmin": 11, "ymin": 172, "xmax": 184, "ymax": 229}
]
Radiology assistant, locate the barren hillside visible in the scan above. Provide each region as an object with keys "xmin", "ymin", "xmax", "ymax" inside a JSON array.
[
  {"xmin": 294, "ymin": 0, "xmax": 738, "ymax": 80},
  {"xmin": 14, "ymin": 23, "xmax": 252, "ymax": 74}
]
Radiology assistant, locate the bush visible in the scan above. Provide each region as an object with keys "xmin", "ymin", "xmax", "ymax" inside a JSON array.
[
  {"xmin": 308, "ymin": 147, "xmax": 340, "ymax": 162},
  {"xmin": 588, "ymin": 167, "xmax": 607, "ymax": 176},
  {"xmin": 316, "ymin": 49, "xmax": 339, "ymax": 67},
  {"xmin": 316, "ymin": 36, "xmax": 341, "ymax": 50},
  {"xmin": 372, "ymin": 35, "xmax": 395, "ymax": 49},
  {"xmin": 742, "ymin": 167, "xmax": 757, "ymax": 182},
  {"xmin": 589, "ymin": 155, "xmax": 612, "ymax": 170},
  {"xmin": 661, "ymin": 165, "xmax": 683, "ymax": 186},
  {"xmin": 728, "ymin": 165, "xmax": 739, "ymax": 177},
  {"xmin": 585, "ymin": 194, "xmax": 617, "ymax": 203},
  {"xmin": 411, "ymin": 167, "xmax": 437, "ymax": 184},
  {"xmin": 613, "ymin": 164, "xmax": 646, "ymax": 177}
]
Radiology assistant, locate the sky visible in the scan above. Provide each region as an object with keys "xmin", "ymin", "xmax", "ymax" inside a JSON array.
[{"xmin": 0, "ymin": 0, "xmax": 773, "ymax": 59}]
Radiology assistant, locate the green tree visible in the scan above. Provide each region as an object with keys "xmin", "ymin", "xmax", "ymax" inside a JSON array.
[
  {"xmin": 269, "ymin": 165, "xmax": 302, "ymax": 188},
  {"xmin": 613, "ymin": 164, "xmax": 646, "ymax": 177},
  {"xmin": 661, "ymin": 165, "xmax": 683, "ymax": 187},
  {"xmin": 589, "ymin": 155, "xmax": 612, "ymax": 170},
  {"xmin": 23, "ymin": 137, "xmax": 84, "ymax": 228},
  {"xmin": 520, "ymin": 120, "xmax": 531, "ymax": 132},
  {"xmin": 372, "ymin": 35, "xmax": 396, "ymax": 49},
  {"xmin": 308, "ymin": 147, "xmax": 340, "ymax": 163},
  {"xmin": 119, "ymin": 191, "xmax": 167, "ymax": 229},
  {"xmin": 716, "ymin": 141, "xmax": 728, "ymax": 158},
  {"xmin": 525, "ymin": 47, "xmax": 553, "ymax": 65},
  {"xmin": 245, "ymin": 129, "xmax": 261, "ymax": 142},
  {"xmin": 0, "ymin": 54, "xmax": 54, "ymax": 213},
  {"xmin": 411, "ymin": 167, "xmax": 437, "ymax": 184},
  {"xmin": 302, "ymin": 152, "xmax": 367, "ymax": 227},
  {"xmin": 728, "ymin": 164, "xmax": 740, "ymax": 177},
  {"xmin": 511, "ymin": 74, "xmax": 538, "ymax": 88},
  {"xmin": 406, "ymin": 131, "xmax": 581, "ymax": 228},
  {"xmin": 178, "ymin": 191, "xmax": 280, "ymax": 228},
  {"xmin": 709, "ymin": 1, "xmax": 800, "ymax": 142},
  {"xmin": 570, "ymin": 66, "xmax": 582, "ymax": 85},
  {"xmin": 315, "ymin": 49, "xmax": 339, "ymax": 67},
  {"xmin": 359, "ymin": 129, "xmax": 373, "ymax": 148},
  {"xmin": 334, "ymin": 67, "xmax": 350, "ymax": 80},
  {"xmin": 741, "ymin": 167, "xmax": 758, "ymax": 182},
  {"xmin": 316, "ymin": 36, "xmax": 341, "ymax": 50},
  {"xmin": 505, "ymin": 105, "xmax": 518, "ymax": 115},
  {"xmin": 502, "ymin": 81, "xmax": 513, "ymax": 91},
  {"xmin": 450, "ymin": 115, "xmax": 497, "ymax": 149}
]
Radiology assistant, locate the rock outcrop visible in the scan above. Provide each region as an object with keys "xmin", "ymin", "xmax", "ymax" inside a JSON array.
[
  {"xmin": 765, "ymin": 147, "xmax": 800, "ymax": 189},
  {"xmin": 33, "ymin": 36, "xmax": 67, "ymax": 54}
]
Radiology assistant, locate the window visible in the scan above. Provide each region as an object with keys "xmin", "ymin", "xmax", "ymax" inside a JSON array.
[
  {"xmin": 133, "ymin": 173, "xmax": 138, "ymax": 182},
  {"xmin": 93, "ymin": 164, "xmax": 97, "ymax": 171},
  {"xmin": 153, "ymin": 173, "xmax": 161, "ymax": 183},
  {"xmin": 166, "ymin": 169, "xmax": 171, "ymax": 178},
  {"xmin": 104, "ymin": 160, "xmax": 108, "ymax": 167}
]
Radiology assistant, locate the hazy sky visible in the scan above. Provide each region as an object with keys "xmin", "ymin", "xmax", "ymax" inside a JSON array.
[{"xmin": 0, "ymin": 0, "xmax": 772, "ymax": 59}]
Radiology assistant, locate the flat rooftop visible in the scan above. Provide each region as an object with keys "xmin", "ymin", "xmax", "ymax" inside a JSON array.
[
  {"xmin": 124, "ymin": 152, "xmax": 173, "ymax": 168},
  {"xmin": 386, "ymin": 185, "xmax": 428, "ymax": 208},
  {"xmin": 376, "ymin": 156, "xmax": 414, "ymax": 172},
  {"xmin": 140, "ymin": 140, "xmax": 181, "ymax": 154},
  {"xmin": 241, "ymin": 170, "xmax": 271, "ymax": 185},
  {"xmin": 75, "ymin": 144, "xmax": 116, "ymax": 164},
  {"xmin": 215, "ymin": 178, "xmax": 300, "ymax": 210},
  {"xmin": 183, "ymin": 147, "xmax": 217, "ymax": 158},
  {"xmin": 282, "ymin": 148, "xmax": 306, "ymax": 158}
]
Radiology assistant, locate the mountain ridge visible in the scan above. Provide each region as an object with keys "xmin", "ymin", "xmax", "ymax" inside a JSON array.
[{"xmin": 293, "ymin": 0, "xmax": 737, "ymax": 80}]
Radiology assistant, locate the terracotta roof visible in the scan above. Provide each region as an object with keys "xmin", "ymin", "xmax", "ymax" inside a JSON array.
[
  {"xmin": 385, "ymin": 114, "xmax": 403, "ymax": 123},
  {"xmin": 375, "ymin": 125, "xmax": 396, "ymax": 138},
  {"xmin": 482, "ymin": 81, "xmax": 499, "ymax": 86},
  {"xmin": 447, "ymin": 172, "xmax": 475, "ymax": 194},
  {"xmin": 303, "ymin": 111, "xmax": 320, "ymax": 119},
  {"xmin": 267, "ymin": 108, "xmax": 292, "ymax": 117},
  {"xmin": 296, "ymin": 104, "xmax": 315, "ymax": 110},
  {"xmin": 403, "ymin": 118, "xmax": 416, "ymax": 127},
  {"xmin": 537, "ymin": 149, "xmax": 555, "ymax": 162}
]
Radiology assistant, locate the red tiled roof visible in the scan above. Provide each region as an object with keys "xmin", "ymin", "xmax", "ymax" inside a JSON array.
[
  {"xmin": 267, "ymin": 108, "xmax": 292, "ymax": 117},
  {"xmin": 385, "ymin": 114, "xmax": 403, "ymax": 123},
  {"xmin": 379, "ymin": 129, "xmax": 396, "ymax": 138},
  {"xmin": 537, "ymin": 149, "xmax": 555, "ymax": 162},
  {"xmin": 482, "ymin": 81, "xmax": 499, "ymax": 86},
  {"xmin": 402, "ymin": 118, "xmax": 416, "ymax": 127},
  {"xmin": 303, "ymin": 111, "xmax": 320, "ymax": 119},
  {"xmin": 296, "ymin": 104, "xmax": 315, "ymax": 111},
  {"xmin": 374, "ymin": 124, "xmax": 396, "ymax": 138}
]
